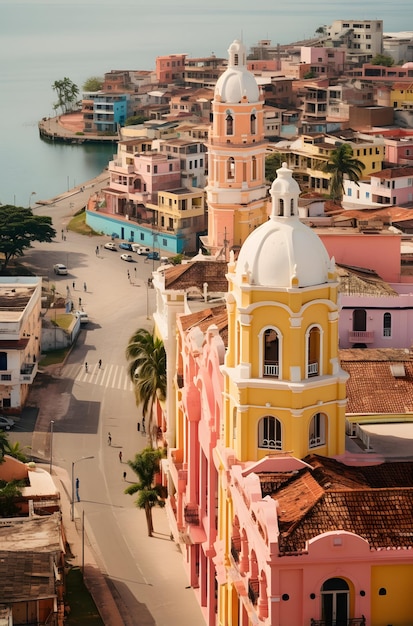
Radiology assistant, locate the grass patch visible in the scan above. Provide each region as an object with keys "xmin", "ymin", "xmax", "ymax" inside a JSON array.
[
  {"xmin": 68, "ymin": 211, "xmax": 100, "ymax": 237},
  {"xmin": 54, "ymin": 313, "xmax": 74, "ymax": 330},
  {"xmin": 39, "ymin": 348, "xmax": 70, "ymax": 366},
  {"xmin": 65, "ymin": 567, "xmax": 104, "ymax": 625}
]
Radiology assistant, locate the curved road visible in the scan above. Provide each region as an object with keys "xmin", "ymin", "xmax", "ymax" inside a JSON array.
[{"xmin": 12, "ymin": 181, "xmax": 204, "ymax": 626}]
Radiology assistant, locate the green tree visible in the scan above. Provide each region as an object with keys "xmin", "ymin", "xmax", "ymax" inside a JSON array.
[
  {"xmin": 0, "ymin": 431, "xmax": 9, "ymax": 461},
  {"xmin": 265, "ymin": 152, "xmax": 284, "ymax": 183},
  {"xmin": 322, "ymin": 143, "xmax": 365, "ymax": 203},
  {"xmin": 125, "ymin": 328, "xmax": 166, "ymax": 442},
  {"xmin": 52, "ymin": 77, "xmax": 80, "ymax": 114},
  {"xmin": 0, "ymin": 479, "xmax": 25, "ymax": 517},
  {"xmin": 0, "ymin": 205, "xmax": 56, "ymax": 270},
  {"xmin": 315, "ymin": 25, "xmax": 327, "ymax": 36},
  {"xmin": 124, "ymin": 447, "xmax": 165, "ymax": 536},
  {"xmin": 125, "ymin": 115, "xmax": 148, "ymax": 126},
  {"xmin": 83, "ymin": 76, "xmax": 103, "ymax": 91},
  {"xmin": 370, "ymin": 54, "xmax": 394, "ymax": 67}
]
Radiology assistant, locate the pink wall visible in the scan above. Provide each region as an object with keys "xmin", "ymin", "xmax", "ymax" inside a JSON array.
[{"xmin": 319, "ymin": 232, "xmax": 401, "ymax": 283}]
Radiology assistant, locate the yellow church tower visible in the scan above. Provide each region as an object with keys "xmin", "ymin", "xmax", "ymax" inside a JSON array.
[
  {"xmin": 220, "ymin": 162, "xmax": 348, "ymax": 463},
  {"xmin": 201, "ymin": 40, "xmax": 268, "ymax": 259}
]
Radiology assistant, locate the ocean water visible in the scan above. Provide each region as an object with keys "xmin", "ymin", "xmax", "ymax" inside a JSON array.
[{"xmin": 0, "ymin": 0, "xmax": 412, "ymax": 206}]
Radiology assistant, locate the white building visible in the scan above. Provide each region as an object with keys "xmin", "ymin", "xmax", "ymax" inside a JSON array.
[
  {"xmin": 0, "ymin": 278, "xmax": 42, "ymax": 411},
  {"xmin": 327, "ymin": 20, "xmax": 383, "ymax": 63}
]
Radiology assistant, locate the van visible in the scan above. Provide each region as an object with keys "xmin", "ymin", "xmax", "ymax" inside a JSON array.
[
  {"xmin": 147, "ymin": 251, "xmax": 160, "ymax": 261},
  {"xmin": 74, "ymin": 310, "xmax": 89, "ymax": 324},
  {"xmin": 132, "ymin": 245, "xmax": 151, "ymax": 255}
]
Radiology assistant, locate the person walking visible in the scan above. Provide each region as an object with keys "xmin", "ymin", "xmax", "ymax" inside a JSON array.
[
  {"xmin": 75, "ymin": 477, "xmax": 80, "ymax": 502},
  {"xmin": 119, "ymin": 451, "xmax": 123, "ymax": 462},
  {"xmin": 141, "ymin": 417, "xmax": 146, "ymax": 434},
  {"xmin": 108, "ymin": 432, "xmax": 112, "ymax": 446},
  {"xmin": 72, "ymin": 281, "xmax": 75, "ymax": 290},
  {"xmin": 127, "ymin": 270, "xmax": 130, "ymax": 280},
  {"xmin": 78, "ymin": 297, "xmax": 82, "ymax": 307},
  {"xmin": 123, "ymin": 471, "xmax": 127, "ymax": 481},
  {"xmin": 83, "ymin": 282, "xmax": 87, "ymax": 292},
  {"xmin": 95, "ymin": 245, "xmax": 99, "ymax": 256},
  {"xmin": 85, "ymin": 362, "xmax": 88, "ymax": 373},
  {"xmin": 98, "ymin": 359, "xmax": 102, "ymax": 369}
]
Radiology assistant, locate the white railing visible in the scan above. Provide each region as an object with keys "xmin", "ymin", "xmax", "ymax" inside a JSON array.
[
  {"xmin": 307, "ymin": 362, "xmax": 319, "ymax": 376},
  {"xmin": 261, "ymin": 439, "xmax": 282, "ymax": 450},
  {"xmin": 264, "ymin": 362, "xmax": 279, "ymax": 377}
]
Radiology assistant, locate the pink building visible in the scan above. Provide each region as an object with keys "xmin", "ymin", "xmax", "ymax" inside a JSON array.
[
  {"xmin": 300, "ymin": 46, "xmax": 346, "ymax": 76},
  {"xmin": 344, "ymin": 166, "xmax": 413, "ymax": 208}
]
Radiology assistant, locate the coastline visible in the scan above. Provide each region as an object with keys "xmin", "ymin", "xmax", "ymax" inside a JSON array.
[{"xmin": 38, "ymin": 112, "xmax": 118, "ymax": 145}]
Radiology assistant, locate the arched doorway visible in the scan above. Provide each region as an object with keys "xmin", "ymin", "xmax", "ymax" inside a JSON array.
[{"xmin": 321, "ymin": 577, "xmax": 349, "ymax": 626}]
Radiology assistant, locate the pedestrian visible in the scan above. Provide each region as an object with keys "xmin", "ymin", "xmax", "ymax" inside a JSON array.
[
  {"xmin": 98, "ymin": 359, "xmax": 102, "ymax": 369},
  {"xmin": 95, "ymin": 246, "xmax": 99, "ymax": 256},
  {"xmin": 123, "ymin": 471, "xmax": 127, "ymax": 481},
  {"xmin": 61, "ymin": 229, "xmax": 64, "ymax": 239},
  {"xmin": 83, "ymin": 282, "xmax": 87, "ymax": 292},
  {"xmin": 79, "ymin": 297, "xmax": 82, "ymax": 307},
  {"xmin": 85, "ymin": 362, "xmax": 88, "ymax": 372},
  {"xmin": 108, "ymin": 432, "xmax": 112, "ymax": 446},
  {"xmin": 141, "ymin": 417, "xmax": 146, "ymax": 434},
  {"xmin": 134, "ymin": 267, "xmax": 137, "ymax": 275},
  {"xmin": 66, "ymin": 285, "xmax": 70, "ymax": 294},
  {"xmin": 119, "ymin": 451, "xmax": 122, "ymax": 462},
  {"xmin": 72, "ymin": 281, "xmax": 75, "ymax": 290},
  {"xmin": 76, "ymin": 477, "xmax": 80, "ymax": 502},
  {"xmin": 127, "ymin": 270, "xmax": 130, "ymax": 280}
]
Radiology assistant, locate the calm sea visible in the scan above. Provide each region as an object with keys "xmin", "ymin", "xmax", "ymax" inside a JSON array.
[{"xmin": 0, "ymin": 0, "xmax": 411, "ymax": 206}]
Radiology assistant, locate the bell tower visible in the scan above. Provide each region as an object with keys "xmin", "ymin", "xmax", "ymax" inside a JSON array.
[{"xmin": 201, "ymin": 40, "xmax": 268, "ymax": 259}]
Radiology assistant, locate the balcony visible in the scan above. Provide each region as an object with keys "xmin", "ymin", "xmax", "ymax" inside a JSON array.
[
  {"xmin": 263, "ymin": 361, "xmax": 279, "ymax": 377},
  {"xmin": 307, "ymin": 362, "xmax": 319, "ymax": 377},
  {"xmin": 348, "ymin": 330, "xmax": 374, "ymax": 344},
  {"xmin": 310, "ymin": 618, "xmax": 366, "ymax": 626},
  {"xmin": 184, "ymin": 503, "xmax": 199, "ymax": 526},
  {"xmin": 20, "ymin": 362, "xmax": 38, "ymax": 384},
  {"xmin": 248, "ymin": 580, "xmax": 259, "ymax": 606}
]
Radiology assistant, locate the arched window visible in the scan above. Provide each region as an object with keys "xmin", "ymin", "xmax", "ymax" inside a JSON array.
[
  {"xmin": 307, "ymin": 326, "xmax": 321, "ymax": 377},
  {"xmin": 279, "ymin": 198, "xmax": 284, "ymax": 216},
  {"xmin": 234, "ymin": 54, "xmax": 239, "ymax": 66},
  {"xmin": 263, "ymin": 328, "xmax": 279, "ymax": 378},
  {"xmin": 383, "ymin": 312, "xmax": 391, "ymax": 337},
  {"xmin": 258, "ymin": 416, "xmax": 282, "ymax": 450},
  {"xmin": 250, "ymin": 113, "xmax": 256, "ymax": 135},
  {"xmin": 290, "ymin": 198, "xmax": 295, "ymax": 215},
  {"xmin": 352, "ymin": 309, "xmax": 366, "ymax": 332},
  {"xmin": 252, "ymin": 156, "xmax": 257, "ymax": 180},
  {"xmin": 227, "ymin": 157, "xmax": 235, "ymax": 180},
  {"xmin": 309, "ymin": 412, "xmax": 326, "ymax": 448},
  {"xmin": 226, "ymin": 113, "xmax": 234, "ymax": 135},
  {"xmin": 321, "ymin": 578, "xmax": 349, "ymax": 625}
]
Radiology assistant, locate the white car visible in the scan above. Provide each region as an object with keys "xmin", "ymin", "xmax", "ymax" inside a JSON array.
[
  {"xmin": 53, "ymin": 263, "xmax": 68, "ymax": 275},
  {"xmin": 120, "ymin": 253, "xmax": 133, "ymax": 262},
  {"xmin": 74, "ymin": 310, "xmax": 89, "ymax": 324},
  {"xmin": 0, "ymin": 415, "xmax": 15, "ymax": 430},
  {"xmin": 104, "ymin": 242, "xmax": 117, "ymax": 251},
  {"xmin": 132, "ymin": 245, "xmax": 151, "ymax": 255}
]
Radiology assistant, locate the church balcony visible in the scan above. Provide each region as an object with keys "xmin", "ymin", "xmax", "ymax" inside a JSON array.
[
  {"xmin": 263, "ymin": 361, "xmax": 279, "ymax": 377},
  {"xmin": 307, "ymin": 362, "xmax": 319, "ymax": 377},
  {"xmin": 348, "ymin": 330, "xmax": 374, "ymax": 343}
]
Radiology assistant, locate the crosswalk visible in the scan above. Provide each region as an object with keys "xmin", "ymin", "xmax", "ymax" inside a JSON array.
[{"xmin": 63, "ymin": 362, "xmax": 134, "ymax": 392}]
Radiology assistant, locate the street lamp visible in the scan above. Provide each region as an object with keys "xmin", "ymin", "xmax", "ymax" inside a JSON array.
[
  {"xmin": 49, "ymin": 420, "xmax": 54, "ymax": 474},
  {"xmin": 29, "ymin": 191, "xmax": 36, "ymax": 208},
  {"xmin": 71, "ymin": 456, "xmax": 94, "ymax": 521}
]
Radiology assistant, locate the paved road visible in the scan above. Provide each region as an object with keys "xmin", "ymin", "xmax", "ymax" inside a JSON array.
[{"xmin": 10, "ymin": 183, "xmax": 205, "ymax": 626}]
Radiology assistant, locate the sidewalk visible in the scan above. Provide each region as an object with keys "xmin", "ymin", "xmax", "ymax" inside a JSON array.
[{"xmin": 51, "ymin": 465, "xmax": 125, "ymax": 626}]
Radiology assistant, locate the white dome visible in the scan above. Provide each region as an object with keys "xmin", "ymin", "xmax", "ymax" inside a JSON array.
[
  {"xmin": 215, "ymin": 40, "xmax": 260, "ymax": 104},
  {"xmin": 235, "ymin": 164, "xmax": 331, "ymax": 288}
]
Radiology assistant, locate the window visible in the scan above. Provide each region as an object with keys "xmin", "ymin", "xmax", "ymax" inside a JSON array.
[
  {"xmin": 258, "ymin": 416, "xmax": 282, "ymax": 450},
  {"xmin": 309, "ymin": 413, "xmax": 326, "ymax": 448},
  {"xmin": 154, "ymin": 165, "xmax": 158, "ymax": 174},
  {"xmin": 147, "ymin": 165, "xmax": 150, "ymax": 173},
  {"xmin": 307, "ymin": 326, "xmax": 321, "ymax": 377},
  {"xmin": 250, "ymin": 113, "xmax": 256, "ymax": 135},
  {"xmin": 226, "ymin": 112, "xmax": 234, "ymax": 136},
  {"xmin": 383, "ymin": 312, "xmax": 391, "ymax": 337},
  {"xmin": 227, "ymin": 157, "xmax": 235, "ymax": 179},
  {"xmin": 252, "ymin": 156, "xmax": 257, "ymax": 180},
  {"xmin": 263, "ymin": 328, "xmax": 279, "ymax": 377}
]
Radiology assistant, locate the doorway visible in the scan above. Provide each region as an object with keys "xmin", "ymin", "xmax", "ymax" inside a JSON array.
[{"xmin": 321, "ymin": 577, "xmax": 349, "ymax": 626}]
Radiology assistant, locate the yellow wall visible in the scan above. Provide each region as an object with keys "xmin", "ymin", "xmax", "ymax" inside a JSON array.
[{"xmin": 371, "ymin": 564, "xmax": 413, "ymax": 625}]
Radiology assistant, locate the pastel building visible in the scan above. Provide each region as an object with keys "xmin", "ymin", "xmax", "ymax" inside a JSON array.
[
  {"xmin": 201, "ymin": 40, "xmax": 268, "ymax": 258},
  {"xmin": 343, "ymin": 166, "xmax": 413, "ymax": 208}
]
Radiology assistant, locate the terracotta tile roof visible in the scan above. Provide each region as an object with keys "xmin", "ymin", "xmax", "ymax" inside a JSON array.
[
  {"xmin": 373, "ymin": 166, "xmax": 413, "ymax": 179},
  {"xmin": 339, "ymin": 352, "xmax": 413, "ymax": 414},
  {"xmin": 178, "ymin": 305, "xmax": 228, "ymax": 347},
  {"xmin": 0, "ymin": 551, "xmax": 55, "ymax": 602},
  {"xmin": 265, "ymin": 455, "xmax": 413, "ymax": 554},
  {"xmin": 336, "ymin": 264, "xmax": 398, "ymax": 296},
  {"xmin": 163, "ymin": 260, "xmax": 228, "ymax": 293}
]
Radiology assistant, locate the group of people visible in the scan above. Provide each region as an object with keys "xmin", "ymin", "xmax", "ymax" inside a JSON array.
[
  {"xmin": 84, "ymin": 359, "xmax": 102, "ymax": 373},
  {"xmin": 107, "ymin": 432, "xmax": 127, "ymax": 480}
]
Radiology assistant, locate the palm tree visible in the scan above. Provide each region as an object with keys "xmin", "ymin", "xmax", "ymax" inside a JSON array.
[
  {"xmin": 322, "ymin": 143, "xmax": 365, "ymax": 203},
  {"xmin": 125, "ymin": 328, "xmax": 166, "ymax": 443},
  {"xmin": 6, "ymin": 441, "xmax": 31, "ymax": 463},
  {"xmin": 0, "ymin": 480, "xmax": 24, "ymax": 517},
  {"xmin": 124, "ymin": 447, "xmax": 165, "ymax": 537},
  {"xmin": 0, "ymin": 431, "xmax": 9, "ymax": 462}
]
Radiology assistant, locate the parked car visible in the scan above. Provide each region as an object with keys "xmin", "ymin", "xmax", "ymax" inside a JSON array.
[
  {"xmin": 132, "ymin": 245, "xmax": 151, "ymax": 255},
  {"xmin": 53, "ymin": 263, "xmax": 68, "ymax": 275},
  {"xmin": 0, "ymin": 415, "xmax": 15, "ymax": 430},
  {"xmin": 147, "ymin": 251, "xmax": 160, "ymax": 261},
  {"xmin": 120, "ymin": 253, "xmax": 133, "ymax": 262},
  {"xmin": 104, "ymin": 242, "xmax": 117, "ymax": 251},
  {"xmin": 73, "ymin": 310, "xmax": 89, "ymax": 324},
  {"xmin": 119, "ymin": 242, "xmax": 133, "ymax": 251}
]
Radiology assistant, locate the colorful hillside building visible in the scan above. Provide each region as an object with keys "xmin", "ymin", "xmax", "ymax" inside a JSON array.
[{"xmin": 201, "ymin": 40, "xmax": 268, "ymax": 258}]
